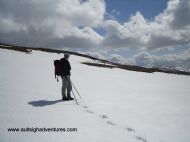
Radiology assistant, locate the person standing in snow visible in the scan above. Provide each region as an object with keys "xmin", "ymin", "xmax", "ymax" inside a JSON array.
[{"xmin": 60, "ymin": 53, "xmax": 74, "ymax": 101}]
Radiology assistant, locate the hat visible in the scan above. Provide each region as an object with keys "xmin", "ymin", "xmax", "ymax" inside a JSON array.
[{"xmin": 64, "ymin": 53, "xmax": 70, "ymax": 58}]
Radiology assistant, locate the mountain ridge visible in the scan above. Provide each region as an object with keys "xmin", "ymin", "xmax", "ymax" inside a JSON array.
[{"xmin": 1, "ymin": 42, "xmax": 190, "ymax": 76}]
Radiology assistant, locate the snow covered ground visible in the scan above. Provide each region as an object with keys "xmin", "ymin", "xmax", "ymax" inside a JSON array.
[{"xmin": 0, "ymin": 49, "xmax": 190, "ymax": 142}]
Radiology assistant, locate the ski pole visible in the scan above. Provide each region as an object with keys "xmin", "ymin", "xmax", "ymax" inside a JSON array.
[
  {"xmin": 71, "ymin": 80, "xmax": 82, "ymax": 99},
  {"xmin": 71, "ymin": 89, "xmax": 79, "ymax": 105}
]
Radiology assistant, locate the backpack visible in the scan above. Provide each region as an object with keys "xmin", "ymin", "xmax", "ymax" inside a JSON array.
[{"xmin": 54, "ymin": 60, "xmax": 62, "ymax": 82}]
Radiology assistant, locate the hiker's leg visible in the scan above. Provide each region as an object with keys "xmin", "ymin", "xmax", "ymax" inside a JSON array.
[
  {"xmin": 62, "ymin": 77, "xmax": 68, "ymax": 99},
  {"xmin": 66, "ymin": 76, "xmax": 73, "ymax": 99}
]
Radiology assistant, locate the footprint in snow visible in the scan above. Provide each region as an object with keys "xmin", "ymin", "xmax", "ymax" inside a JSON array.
[
  {"xmin": 81, "ymin": 105, "xmax": 146, "ymax": 142},
  {"xmin": 83, "ymin": 105, "xmax": 88, "ymax": 108},
  {"xmin": 126, "ymin": 127, "xmax": 135, "ymax": 132},
  {"xmin": 107, "ymin": 121, "xmax": 116, "ymax": 126},
  {"xmin": 86, "ymin": 110, "xmax": 94, "ymax": 114},
  {"xmin": 135, "ymin": 136, "xmax": 147, "ymax": 142},
  {"xmin": 101, "ymin": 114, "xmax": 108, "ymax": 119}
]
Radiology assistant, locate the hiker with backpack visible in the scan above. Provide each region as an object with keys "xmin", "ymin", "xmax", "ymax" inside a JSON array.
[
  {"xmin": 60, "ymin": 53, "xmax": 74, "ymax": 101},
  {"xmin": 54, "ymin": 53, "xmax": 74, "ymax": 101}
]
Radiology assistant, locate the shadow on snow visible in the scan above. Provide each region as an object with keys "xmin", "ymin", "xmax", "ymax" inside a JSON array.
[{"xmin": 28, "ymin": 99, "xmax": 63, "ymax": 107}]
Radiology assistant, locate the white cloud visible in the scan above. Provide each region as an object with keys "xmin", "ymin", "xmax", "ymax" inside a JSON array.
[
  {"xmin": 101, "ymin": 12, "xmax": 148, "ymax": 49},
  {"xmin": 1, "ymin": 0, "xmax": 189, "ymax": 50},
  {"xmin": 111, "ymin": 9, "xmax": 120, "ymax": 15},
  {"xmin": 169, "ymin": 0, "xmax": 190, "ymax": 29},
  {"xmin": 86, "ymin": 51, "xmax": 106, "ymax": 59},
  {"xmin": 102, "ymin": 0, "xmax": 190, "ymax": 50},
  {"xmin": 0, "ymin": 0, "xmax": 190, "ymax": 70},
  {"xmin": 130, "ymin": 48, "xmax": 190, "ymax": 71},
  {"xmin": 0, "ymin": 0, "xmax": 105, "ymax": 48},
  {"xmin": 109, "ymin": 54, "xmax": 127, "ymax": 64},
  {"xmin": 153, "ymin": 48, "xmax": 190, "ymax": 67},
  {"xmin": 0, "ymin": 0, "xmax": 105, "ymax": 27},
  {"xmin": 0, "ymin": 17, "xmax": 24, "ymax": 34},
  {"xmin": 56, "ymin": 0, "xmax": 105, "ymax": 27},
  {"xmin": 133, "ymin": 52, "xmax": 154, "ymax": 67}
]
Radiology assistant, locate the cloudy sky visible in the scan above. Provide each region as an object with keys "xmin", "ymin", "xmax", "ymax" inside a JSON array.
[{"xmin": 0, "ymin": 0, "xmax": 190, "ymax": 70}]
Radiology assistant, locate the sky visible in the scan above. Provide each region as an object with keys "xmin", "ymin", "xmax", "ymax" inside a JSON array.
[
  {"xmin": 105, "ymin": 0, "xmax": 168, "ymax": 22},
  {"xmin": 0, "ymin": 0, "xmax": 190, "ymax": 70}
]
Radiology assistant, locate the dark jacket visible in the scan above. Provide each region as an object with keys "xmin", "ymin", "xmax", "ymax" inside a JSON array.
[{"xmin": 60, "ymin": 58, "xmax": 71, "ymax": 76}]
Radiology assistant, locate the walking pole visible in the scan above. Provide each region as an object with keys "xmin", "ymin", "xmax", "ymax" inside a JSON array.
[
  {"xmin": 71, "ymin": 80, "xmax": 82, "ymax": 99},
  {"xmin": 71, "ymin": 89, "xmax": 79, "ymax": 105}
]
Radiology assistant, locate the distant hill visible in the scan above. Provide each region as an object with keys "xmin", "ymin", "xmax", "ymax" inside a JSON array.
[{"xmin": 1, "ymin": 42, "xmax": 190, "ymax": 76}]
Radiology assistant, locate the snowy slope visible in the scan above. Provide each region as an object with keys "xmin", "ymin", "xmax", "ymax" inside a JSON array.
[{"xmin": 0, "ymin": 49, "xmax": 190, "ymax": 142}]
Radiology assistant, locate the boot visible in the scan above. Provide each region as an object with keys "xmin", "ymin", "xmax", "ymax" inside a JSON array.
[
  {"xmin": 62, "ymin": 96, "xmax": 68, "ymax": 101},
  {"xmin": 67, "ymin": 93, "xmax": 74, "ymax": 100}
]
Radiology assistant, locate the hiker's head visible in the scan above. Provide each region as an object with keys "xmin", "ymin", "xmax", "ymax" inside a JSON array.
[{"xmin": 64, "ymin": 53, "xmax": 70, "ymax": 59}]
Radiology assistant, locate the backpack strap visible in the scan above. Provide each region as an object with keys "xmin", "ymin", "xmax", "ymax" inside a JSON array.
[{"xmin": 56, "ymin": 75, "xmax": 59, "ymax": 82}]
